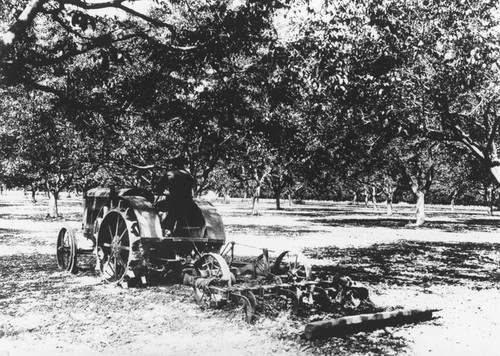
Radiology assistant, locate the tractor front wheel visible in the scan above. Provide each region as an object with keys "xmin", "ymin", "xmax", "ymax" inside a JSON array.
[{"xmin": 56, "ymin": 226, "xmax": 77, "ymax": 273}]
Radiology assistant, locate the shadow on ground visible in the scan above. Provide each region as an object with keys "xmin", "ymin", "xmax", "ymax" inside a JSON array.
[
  {"xmin": 305, "ymin": 240, "xmax": 500, "ymax": 287},
  {"xmin": 0, "ymin": 253, "xmax": 100, "ymax": 305},
  {"xmin": 314, "ymin": 216, "xmax": 500, "ymax": 233},
  {"xmin": 226, "ymin": 224, "xmax": 327, "ymax": 237}
]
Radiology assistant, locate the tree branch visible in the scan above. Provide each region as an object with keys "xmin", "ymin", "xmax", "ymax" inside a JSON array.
[
  {"xmin": 444, "ymin": 123, "xmax": 491, "ymax": 165},
  {"xmin": 132, "ymin": 163, "xmax": 157, "ymax": 170},
  {"xmin": 0, "ymin": 0, "xmax": 178, "ymax": 63},
  {"xmin": 25, "ymin": 32, "xmax": 144, "ymax": 67},
  {"xmin": 426, "ymin": 123, "xmax": 486, "ymax": 162},
  {"xmin": 65, "ymin": 0, "xmax": 176, "ymax": 35},
  {"xmin": 116, "ymin": 3, "xmax": 176, "ymax": 35},
  {"xmin": 25, "ymin": 79, "xmax": 65, "ymax": 96},
  {"xmin": 52, "ymin": 13, "xmax": 87, "ymax": 40},
  {"xmin": 62, "ymin": 0, "xmax": 126, "ymax": 10},
  {"xmin": 0, "ymin": 0, "xmax": 46, "ymax": 60},
  {"xmin": 486, "ymin": 113, "xmax": 500, "ymax": 154}
]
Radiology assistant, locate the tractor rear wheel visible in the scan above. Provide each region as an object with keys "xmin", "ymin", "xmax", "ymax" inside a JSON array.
[{"xmin": 96, "ymin": 209, "xmax": 138, "ymax": 284}]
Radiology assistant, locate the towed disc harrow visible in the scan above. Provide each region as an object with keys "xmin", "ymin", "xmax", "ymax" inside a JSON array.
[{"xmin": 185, "ymin": 242, "xmax": 371, "ymax": 323}]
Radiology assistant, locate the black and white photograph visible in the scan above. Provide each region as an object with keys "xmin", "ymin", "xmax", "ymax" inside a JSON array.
[{"xmin": 1, "ymin": 0, "xmax": 499, "ymax": 355}]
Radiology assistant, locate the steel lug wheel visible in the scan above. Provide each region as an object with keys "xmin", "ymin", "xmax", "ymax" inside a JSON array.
[{"xmin": 56, "ymin": 226, "xmax": 77, "ymax": 273}]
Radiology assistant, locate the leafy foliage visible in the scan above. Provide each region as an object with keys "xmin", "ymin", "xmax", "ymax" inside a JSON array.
[{"xmin": 2, "ymin": 0, "xmax": 500, "ymax": 217}]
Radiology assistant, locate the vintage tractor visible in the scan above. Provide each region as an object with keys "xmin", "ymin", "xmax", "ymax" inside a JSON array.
[{"xmin": 56, "ymin": 187, "xmax": 225, "ymax": 286}]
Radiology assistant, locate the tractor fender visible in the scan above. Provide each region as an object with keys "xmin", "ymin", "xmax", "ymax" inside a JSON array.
[
  {"xmin": 119, "ymin": 195, "xmax": 162, "ymax": 239},
  {"xmin": 195, "ymin": 200, "xmax": 226, "ymax": 244}
]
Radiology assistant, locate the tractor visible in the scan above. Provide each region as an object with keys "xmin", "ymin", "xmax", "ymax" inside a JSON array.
[{"xmin": 56, "ymin": 186, "xmax": 225, "ymax": 286}]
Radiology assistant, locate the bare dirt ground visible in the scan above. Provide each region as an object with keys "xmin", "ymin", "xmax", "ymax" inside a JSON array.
[{"xmin": 1, "ymin": 191, "xmax": 500, "ymax": 356}]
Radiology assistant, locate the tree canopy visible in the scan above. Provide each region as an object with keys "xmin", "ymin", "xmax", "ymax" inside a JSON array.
[{"xmin": 2, "ymin": 0, "xmax": 500, "ymax": 220}]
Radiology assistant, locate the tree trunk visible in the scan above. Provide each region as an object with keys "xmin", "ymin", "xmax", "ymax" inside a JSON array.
[
  {"xmin": 450, "ymin": 189, "xmax": 458, "ymax": 213},
  {"xmin": 386, "ymin": 200, "xmax": 393, "ymax": 216},
  {"xmin": 31, "ymin": 189, "xmax": 36, "ymax": 203},
  {"xmin": 363, "ymin": 186, "xmax": 369, "ymax": 207},
  {"xmin": 407, "ymin": 165, "xmax": 434, "ymax": 226},
  {"xmin": 287, "ymin": 191, "xmax": 292, "ymax": 207},
  {"xmin": 251, "ymin": 185, "xmax": 261, "ymax": 215},
  {"xmin": 275, "ymin": 194, "xmax": 281, "ymax": 210},
  {"xmin": 415, "ymin": 191, "xmax": 426, "ymax": 226},
  {"xmin": 48, "ymin": 190, "xmax": 59, "ymax": 218},
  {"xmin": 371, "ymin": 186, "xmax": 378, "ymax": 211},
  {"xmin": 485, "ymin": 186, "xmax": 495, "ymax": 215},
  {"xmin": 383, "ymin": 177, "xmax": 395, "ymax": 216},
  {"xmin": 491, "ymin": 192, "xmax": 496, "ymax": 216},
  {"xmin": 251, "ymin": 196, "xmax": 259, "ymax": 215},
  {"xmin": 385, "ymin": 189, "xmax": 394, "ymax": 216},
  {"xmin": 482, "ymin": 183, "xmax": 489, "ymax": 205},
  {"xmin": 249, "ymin": 167, "xmax": 270, "ymax": 215},
  {"xmin": 272, "ymin": 186, "xmax": 282, "ymax": 210}
]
